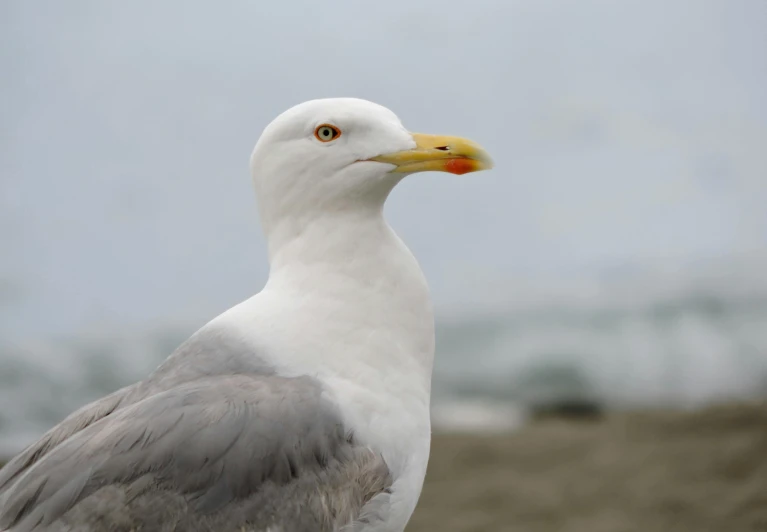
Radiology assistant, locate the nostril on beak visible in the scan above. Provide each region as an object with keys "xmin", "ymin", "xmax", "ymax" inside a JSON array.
[{"xmin": 434, "ymin": 146, "xmax": 450, "ymax": 151}]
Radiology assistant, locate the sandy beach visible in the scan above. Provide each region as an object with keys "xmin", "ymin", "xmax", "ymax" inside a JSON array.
[{"xmin": 408, "ymin": 402, "xmax": 767, "ymax": 532}]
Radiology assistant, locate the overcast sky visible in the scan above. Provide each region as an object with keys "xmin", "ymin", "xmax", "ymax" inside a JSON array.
[{"xmin": 1, "ymin": 0, "xmax": 766, "ymax": 337}]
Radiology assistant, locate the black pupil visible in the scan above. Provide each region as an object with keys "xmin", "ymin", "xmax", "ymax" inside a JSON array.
[{"xmin": 323, "ymin": 128, "xmax": 331, "ymax": 137}]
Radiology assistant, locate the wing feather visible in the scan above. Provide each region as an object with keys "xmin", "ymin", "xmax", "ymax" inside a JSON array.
[{"xmin": 0, "ymin": 375, "xmax": 390, "ymax": 532}]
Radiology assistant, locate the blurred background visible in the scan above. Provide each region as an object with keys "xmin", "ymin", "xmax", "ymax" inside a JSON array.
[{"xmin": 2, "ymin": 1, "xmax": 766, "ymax": 530}]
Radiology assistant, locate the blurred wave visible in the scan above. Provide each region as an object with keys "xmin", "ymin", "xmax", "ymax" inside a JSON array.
[{"xmin": 433, "ymin": 292, "xmax": 767, "ymax": 408}]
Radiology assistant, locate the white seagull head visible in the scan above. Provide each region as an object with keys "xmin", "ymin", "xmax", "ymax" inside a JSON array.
[{"xmin": 250, "ymin": 98, "xmax": 493, "ymax": 241}]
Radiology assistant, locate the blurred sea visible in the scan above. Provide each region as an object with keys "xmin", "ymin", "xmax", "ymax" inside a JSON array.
[
  {"xmin": 3, "ymin": 0, "xmax": 767, "ymax": 458},
  {"xmin": 2, "ymin": 259, "xmax": 766, "ymax": 456}
]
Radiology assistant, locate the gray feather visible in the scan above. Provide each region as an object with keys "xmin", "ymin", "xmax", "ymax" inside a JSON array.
[
  {"xmin": 0, "ymin": 324, "xmax": 271, "ymax": 500},
  {"xmin": 0, "ymin": 325, "xmax": 392, "ymax": 531},
  {"xmin": 0, "ymin": 387, "xmax": 134, "ymax": 500}
]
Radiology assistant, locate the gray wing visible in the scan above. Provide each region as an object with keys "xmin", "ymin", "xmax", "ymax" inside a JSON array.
[
  {"xmin": 0, "ymin": 386, "xmax": 135, "ymax": 499},
  {"xmin": 0, "ymin": 374, "xmax": 391, "ymax": 532},
  {"xmin": 0, "ymin": 324, "xmax": 261, "ymax": 497}
]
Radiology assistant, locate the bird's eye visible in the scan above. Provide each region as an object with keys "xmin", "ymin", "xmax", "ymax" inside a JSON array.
[{"xmin": 314, "ymin": 124, "xmax": 342, "ymax": 143}]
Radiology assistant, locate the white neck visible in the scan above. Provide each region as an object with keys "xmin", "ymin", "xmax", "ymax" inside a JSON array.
[
  {"xmin": 218, "ymin": 204, "xmax": 435, "ymax": 421},
  {"xmin": 265, "ymin": 207, "xmax": 435, "ymax": 382}
]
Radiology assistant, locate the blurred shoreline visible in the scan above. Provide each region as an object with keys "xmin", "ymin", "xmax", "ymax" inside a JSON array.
[{"xmin": 409, "ymin": 401, "xmax": 767, "ymax": 531}]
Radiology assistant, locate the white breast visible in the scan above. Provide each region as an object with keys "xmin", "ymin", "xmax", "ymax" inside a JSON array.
[{"xmin": 212, "ymin": 216, "xmax": 436, "ymax": 530}]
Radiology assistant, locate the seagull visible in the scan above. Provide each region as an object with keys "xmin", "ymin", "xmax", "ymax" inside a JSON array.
[{"xmin": 0, "ymin": 98, "xmax": 493, "ymax": 532}]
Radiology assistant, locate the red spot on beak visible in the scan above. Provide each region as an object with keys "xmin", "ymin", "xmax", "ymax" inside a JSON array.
[{"xmin": 444, "ymin": 158, "xmax": 476, "ymax": 175}]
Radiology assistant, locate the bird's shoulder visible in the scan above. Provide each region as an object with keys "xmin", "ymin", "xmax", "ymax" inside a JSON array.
[{"xmin": 144, "ymin": 321, "xmax": 279, "ymax": 388}]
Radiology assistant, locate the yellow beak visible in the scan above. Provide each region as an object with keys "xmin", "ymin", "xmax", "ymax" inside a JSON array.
[{"xmin": 368, "ymin": 133, "xmax": 494, "ymax": 175}]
